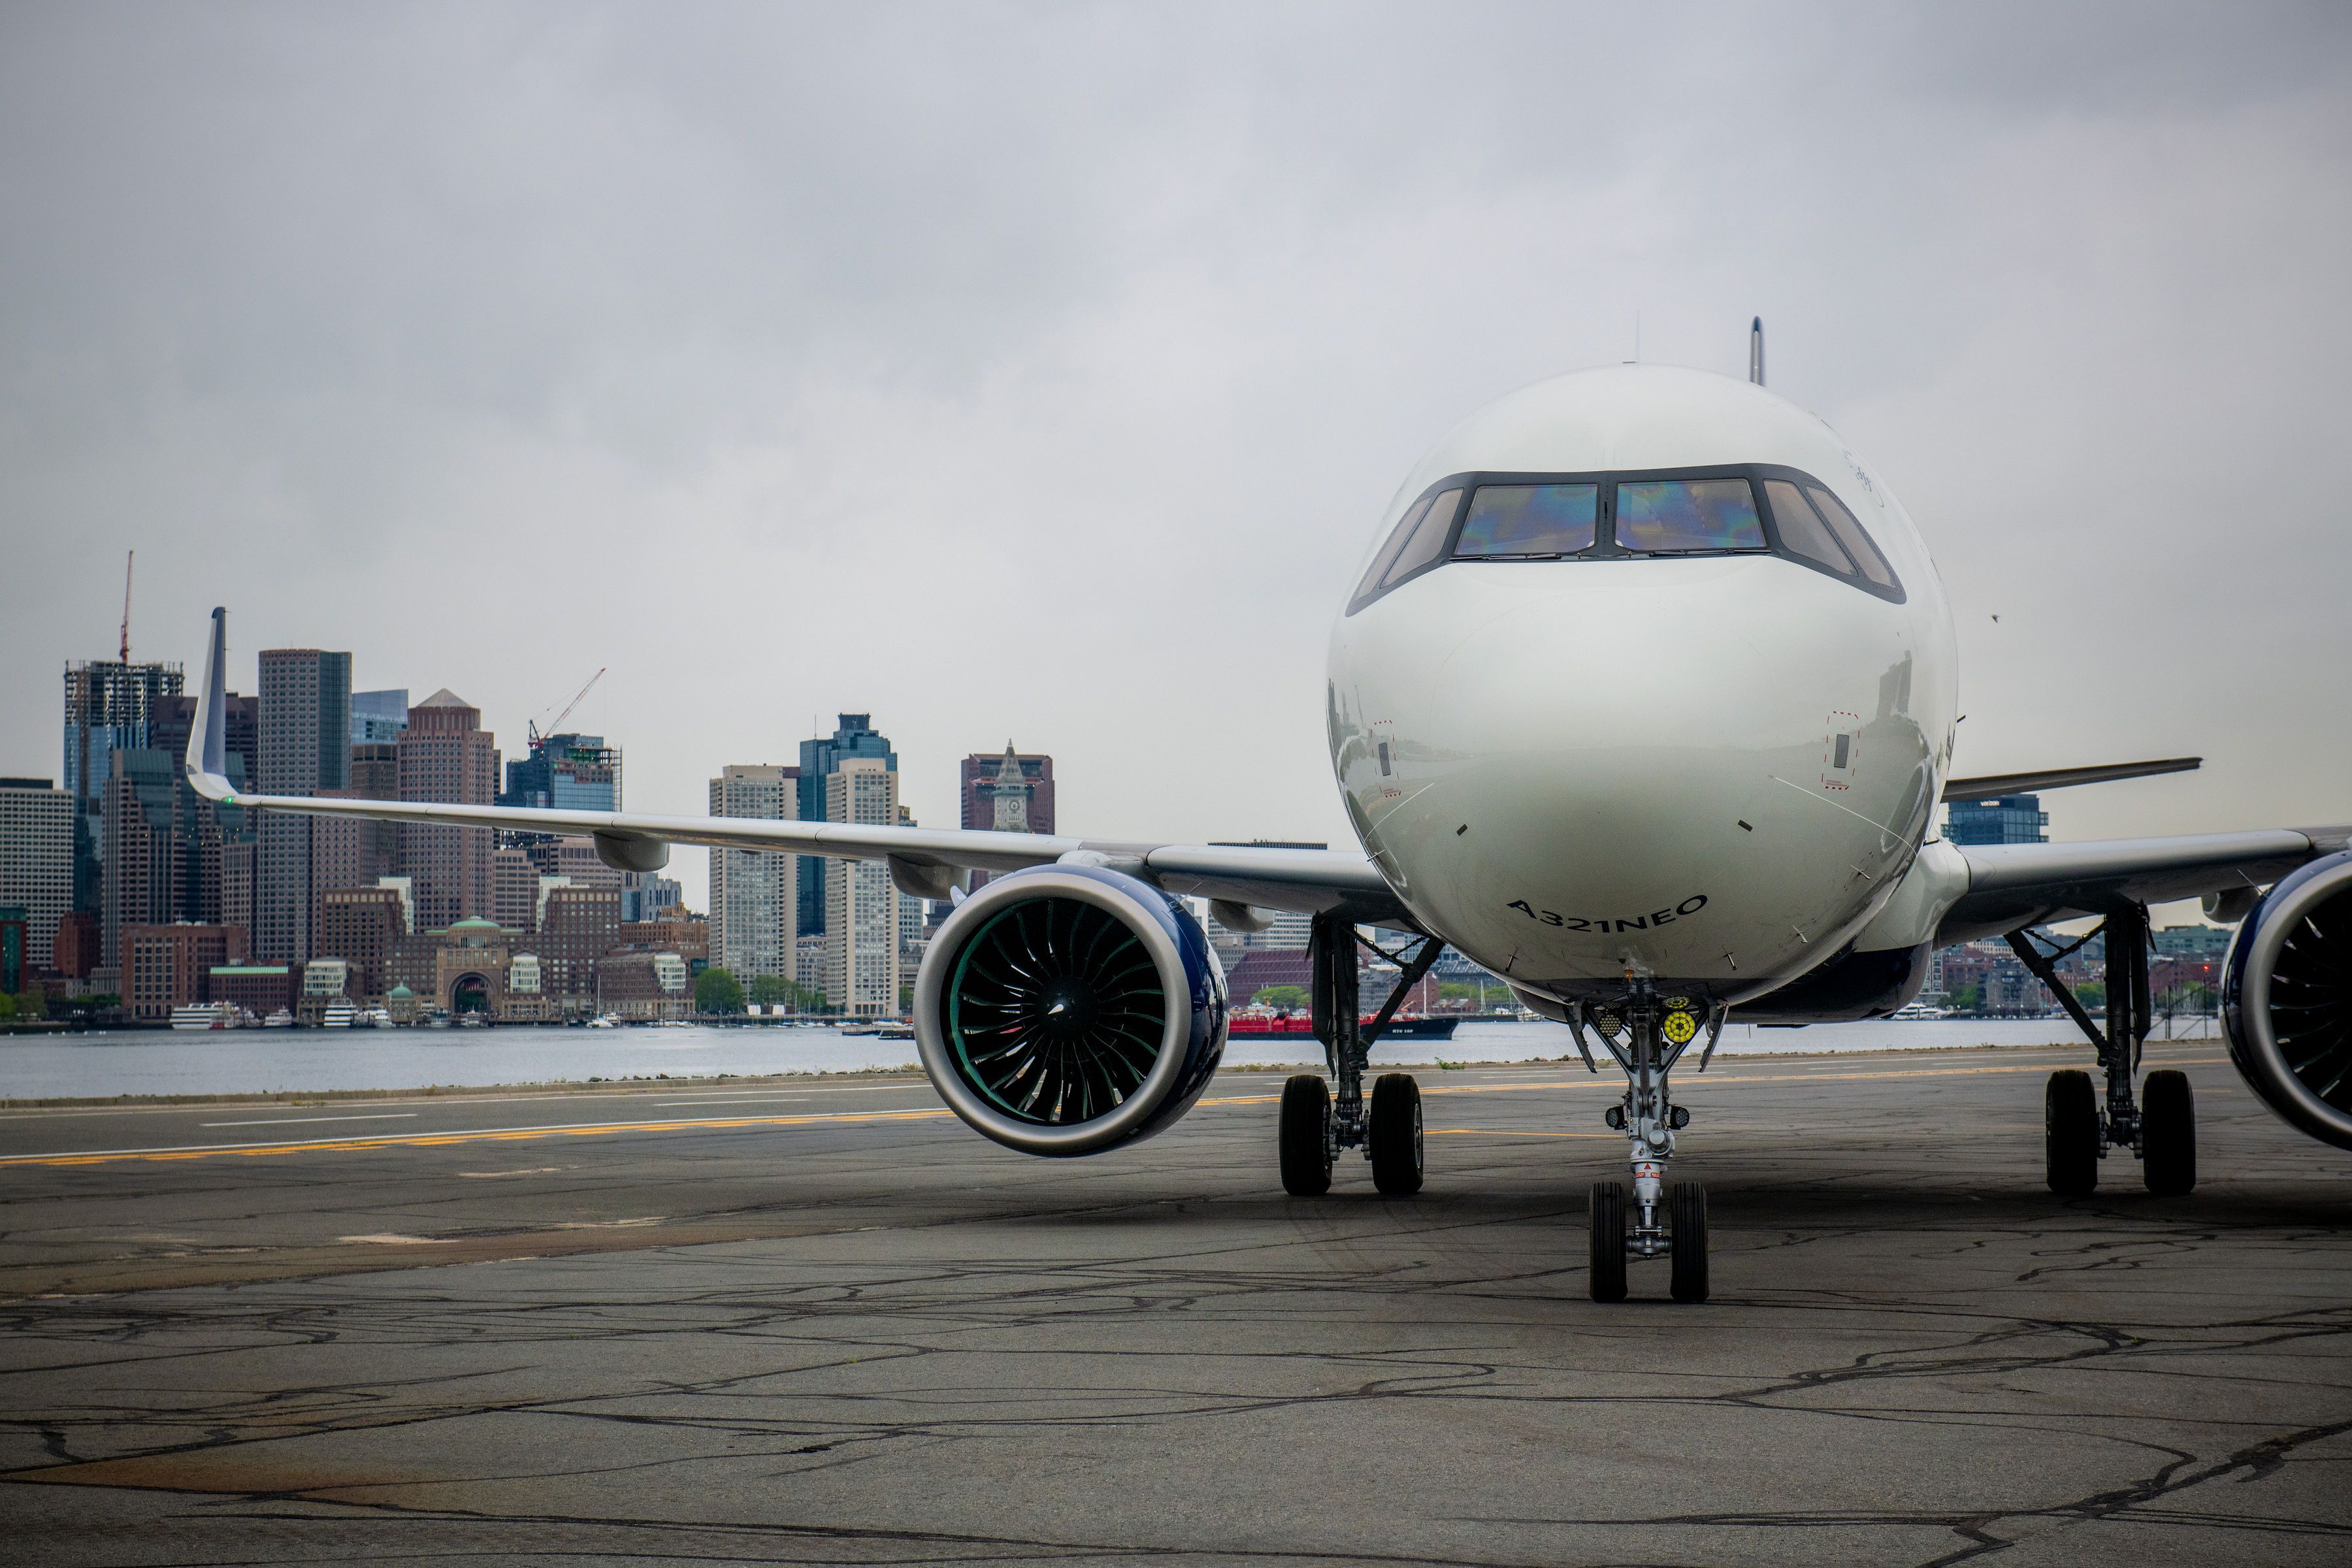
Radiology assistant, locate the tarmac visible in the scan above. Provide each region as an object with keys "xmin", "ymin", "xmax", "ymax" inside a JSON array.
[{"xmin": 1, "ymin": 1039, "xmax": 2348, "ymax": 1566}]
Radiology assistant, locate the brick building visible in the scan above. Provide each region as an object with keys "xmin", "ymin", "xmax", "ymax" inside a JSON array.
[
  {"xmin": 538, "ymin": 885, "xmax": 621, "ymax": 1015},
  {"xmin": 123, "ymin": 923, "xmax": 247, "ymax": 1021},
  {"xmin": 598, "ymin": 950, "xmax": 691, "ymax": 1021}
]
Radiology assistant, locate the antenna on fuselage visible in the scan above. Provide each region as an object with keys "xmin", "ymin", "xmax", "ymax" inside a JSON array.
[{"xmin": 1749, "ymin": 317, "xmax": 1765, "ymax": 385}]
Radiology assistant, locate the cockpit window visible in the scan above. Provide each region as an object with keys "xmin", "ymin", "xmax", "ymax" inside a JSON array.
[
  {"xmin": 1347, "ymin": 462, "xmax": 1903, "ymax": 613},
  {"xmin": 1380, "ymin": 487, "xmax": 1463, "ymax": 587},
  {"xmin": 1761, "ymin": 480, "xmax": 1855, "ymax": 575},
  {"xmin": 1354, "ymin": 491, "xmax": 1437, "ymax": 603},
  {"xmin": 1615, "ymin": 479, "xmax": 1767, "ymax": 553},
  {"xmin": 1803, "ymin": 483, "xmax": 1897, "ymax": 588},
  {"xmin": 1455, "ymin": 483, "xmax": 1597, "ymax": 558}
]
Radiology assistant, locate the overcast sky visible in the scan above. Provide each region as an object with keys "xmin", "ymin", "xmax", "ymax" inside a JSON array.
[{"xmin": 4, "ymin": 2, "xmax": 2349, "ymax": 914}]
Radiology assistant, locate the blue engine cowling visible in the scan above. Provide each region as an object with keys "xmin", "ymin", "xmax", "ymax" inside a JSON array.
[
  {"xmin": 911, "ymin": 863, "xmax": 1229, "ymax": 1156},
  {"xmin": 2223, "ymin": 849, "xmax": 2352, "ymax": 1151}
]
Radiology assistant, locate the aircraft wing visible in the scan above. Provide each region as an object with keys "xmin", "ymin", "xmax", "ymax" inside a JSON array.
[
  {"xmin": 184, "ymin": 609, "xmax": 1413, "ymax": 928},
  {"xmin": 1934, "ymin": 825, "xmax": 2351, "ymax": 945}
]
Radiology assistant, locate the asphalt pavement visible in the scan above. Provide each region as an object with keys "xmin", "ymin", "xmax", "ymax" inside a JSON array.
[{"xmin": 1, "ymin": 1040, "xmax": 2348, "ymax": 1566}]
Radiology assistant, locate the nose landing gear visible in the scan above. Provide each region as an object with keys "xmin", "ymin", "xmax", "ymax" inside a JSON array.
[{"xmin": 1572, "ymin": 990, "xmax": 1720, "ymax": 1302}]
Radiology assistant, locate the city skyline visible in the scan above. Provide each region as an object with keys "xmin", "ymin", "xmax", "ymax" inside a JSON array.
[{"xmin": 5, "ymin": 9, "xmax": 2345, "ymax": 921}]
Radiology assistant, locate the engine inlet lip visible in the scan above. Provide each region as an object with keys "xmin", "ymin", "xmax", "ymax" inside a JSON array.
[
  {"xmin": 914, "ymin": 866, "xmax": 1196, "ymax": 1156},
  {"xmin": 2227, "ymin": 850, "xmax": 2352, "ymax": 1149}
]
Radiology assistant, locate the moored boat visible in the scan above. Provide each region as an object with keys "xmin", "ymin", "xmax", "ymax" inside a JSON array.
[{"xmin": 169, "ymin": 1002, "xmax": 241, "ymax": 1031}]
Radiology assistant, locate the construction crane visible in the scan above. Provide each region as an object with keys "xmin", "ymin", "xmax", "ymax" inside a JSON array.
[
  {"xmin": 528, "ymin": 666, "xmax": 607, "ymax": 751},
  {"xmin": 118, "ymin": 551, "xmax": 134, "ymax": 662}
]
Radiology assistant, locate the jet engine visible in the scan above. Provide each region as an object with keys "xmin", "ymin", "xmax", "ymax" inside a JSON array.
[
  {"xmin": 911, "ymin": 863, "xmax": 1229, "ymax": 1156},
  {"xmin": 2223, "ymin": 850, "xmax": 2352, "ymax": 1150}
]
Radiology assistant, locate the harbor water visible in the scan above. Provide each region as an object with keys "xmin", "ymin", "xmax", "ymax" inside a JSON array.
[{"xmin": 0, "ymin": 1015, "xmax": 2215, "ymax": 1102}]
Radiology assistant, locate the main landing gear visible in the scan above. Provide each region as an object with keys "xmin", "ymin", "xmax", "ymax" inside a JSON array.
[
  {"xmin": 1277, "ymin": 915, "xmax": 1440, "ymax": 1197},
  {"xmin": 2008, "ymin": 902, "xmax": 2197, "ymax": 1198},
  {"xmin": 1568, "ymin": 988, "xmax": 1722, "ymax": 1302}
]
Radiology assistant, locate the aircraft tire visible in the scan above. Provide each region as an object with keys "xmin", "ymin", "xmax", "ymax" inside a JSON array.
[
  {"xmin": 1368, "ymin": 1073, "xmax": 1424, "ymax": 1195},
  {"xmin": 2141, "ymin": 1069, "xmax": 2197, "ymax": 1196},
  {"xmin": 1669, "ymin": 1181, "xmax": 1709, "ymax": 1303},
  {"xmin": 1588, "ymin": 1181, "xmax": 1628, "ymax": 1303},
  {"xmin": 2046, "ymin": 1069, "xmax": 2100, "ymax": 1196},
  {"xmin": 1279, "ymin": 1074, "xmax": 1333, "ymax": 1196}
]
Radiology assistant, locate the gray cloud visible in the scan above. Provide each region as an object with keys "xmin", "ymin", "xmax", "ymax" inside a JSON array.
[{"xmin": 5, "ymin": 1, "xmax": 2349, "ymax": 911}]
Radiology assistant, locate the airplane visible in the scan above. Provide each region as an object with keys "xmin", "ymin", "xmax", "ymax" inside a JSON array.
[{"xmin": 182, "ymin": 325, "xmax": 2352, "ymax": 1303}]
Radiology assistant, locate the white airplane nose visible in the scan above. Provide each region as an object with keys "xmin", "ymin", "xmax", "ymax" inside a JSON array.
[{"xmin": 1339, "ymin": 555, "xmax": 1933, "ymax": 994}]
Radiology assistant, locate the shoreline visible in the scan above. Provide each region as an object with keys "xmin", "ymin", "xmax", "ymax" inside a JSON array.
[{"xmin": 0, "ymin": 1037, "xmax": 2163, "ymax": 1113}]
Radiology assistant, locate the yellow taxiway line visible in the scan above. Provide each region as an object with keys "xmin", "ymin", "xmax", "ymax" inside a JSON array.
[{"xmin": 0, "ymin": 1058, "xmax": 2223, "ymax": 1170}]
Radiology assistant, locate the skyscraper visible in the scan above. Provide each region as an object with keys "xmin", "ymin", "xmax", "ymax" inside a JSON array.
[
  {"xmin": 0, "ymin": 777, "xmax": 72, "ymax": 969},
  {"xmin": 501, "ymin": 734, "xmax": 622, "ymax": 812},
  {"xmin": 62, "ymin": 657, "xmax": 184, "ymax": 916},
  {"xmin": 822, "ymin": 756, "xmax": 900, "ymax": 1016},
  {"xmin": 395, "ymin": 691, "xmax": 498, "ymax": 932},
  {"xmin": 798, "ymin": 715, "xmax": 895, "ymax": 940},
  {"xmin": 351, "ymin": 689, "xmax": 409, "ymax": 745},
  {"xmin": 253, "ymin": 649, "xmax": 351, "ymax": 962},
  {"xmin": 708, "ymin": 764, "xmax": 797, "ymax": 979},
  {"xmin": 100, "ymin": 748, "xmax": 187, "ymax": 966}
]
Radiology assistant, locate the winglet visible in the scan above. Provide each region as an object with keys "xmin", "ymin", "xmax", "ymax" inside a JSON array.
[{"xmin": 186, "ymin": 607, "xmax": 237, "ymax": 802}]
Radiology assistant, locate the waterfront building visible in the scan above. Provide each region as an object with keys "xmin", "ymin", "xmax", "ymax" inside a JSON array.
[
  {"xmin": 206, "ymin": 962, "xmax": 293, "ymax": 1017},
  {"xmin": 1944, "ymin": 793, "xmax": 2050, "ymax": 846},
  {"xmin": 319, "ymin": 884, "xmax": 410, "ymax": 1003},
  {"xmin": 0, "ymin": 906, "xmax": 22, "ymax": 995},
  {"xmin": 123, "ymin": 922, "xmax": 246, "ymax": 1022},
  {"xmin": 822, "ymin": 757, "xmax": 900, "ymax": 1017},
  {"xmin": 50, "ymin": 909, "xmax": 98, "ymax": 981},
  {"xmin": 62, "ymin": 657, "xmax": 184, "ymax": 917},
  {"xmin": 421, "ymin": 916, "xmax": 544, "ymax": 1021},
  {"xmin": 255, "ymin": 649, "xmax": 351, "ymax": 962},
  {"xmin": 395, "ymin": 691, "xmax": 498, "ymax": 932},
  {"xmin": 709, "ymin": 764, "xmax": 798, "ymax": 980},
  {"xmin": 798, "ymin": 715, "xmax": 894, "ymax": 941},
  {"xmin": 598, "ymin": 950, "xmax": 691, "ymax": 1021},
  {"xmin": 0, "ymin": 777, "xmax": 72, "ymax": 969},
  {"xmin": 538, "ymin": 884, "xmax": 621, "ymax": 1015},
  {"xmin": 351, "ymin": 689, "xmax": 408, "ymax": 745}
]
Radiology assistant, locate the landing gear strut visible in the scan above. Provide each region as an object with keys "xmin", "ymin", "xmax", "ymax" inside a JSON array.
[
  {"xmin": 2008, "ymin": 903, "xmax": 2196, "ymax": 1196},
  {"xmin": 1569, "ymin": 988, "xmax": 1721, "ymax": 1302},
  {"xmin": 1277, "ymin": 915, "xmax": 1442, "ymax": 1196}
]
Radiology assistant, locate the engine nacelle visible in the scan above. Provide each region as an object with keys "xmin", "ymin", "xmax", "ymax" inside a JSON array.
[
  {"xmin": 2223, "ymin": 850, "xmax": 2352, "ymax": 1150},
  {"xmin": 912, "ymin": 863, "xmax": 1228, "ymax": 1156}
]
